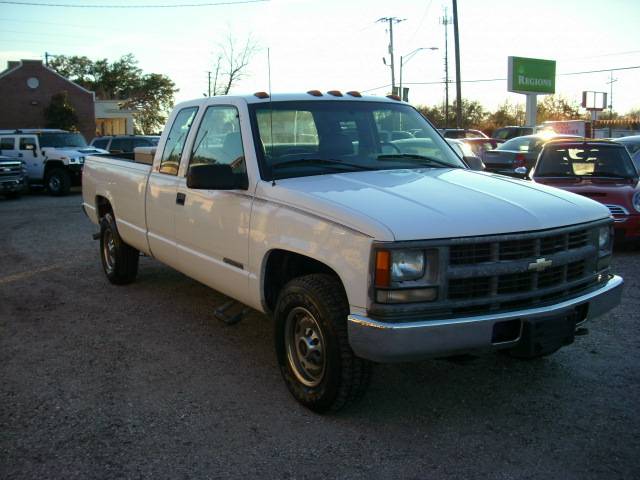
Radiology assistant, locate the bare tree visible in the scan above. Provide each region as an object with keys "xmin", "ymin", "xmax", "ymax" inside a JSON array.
[{"xmin": 212, "ymin": 34, "xmax": 258, "ymax": 96}]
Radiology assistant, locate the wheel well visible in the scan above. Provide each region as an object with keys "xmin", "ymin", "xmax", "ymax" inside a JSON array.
[
  {"xmin": 95, "ymin": 196, "xmax": 113, "ymax": 219},
  {"xmin": 44, "ymin": 161, "xmax": 66, "ymax": 175},
  {"xmin": 263, "ymin": 250, "xmax": 344, "ymax": 313}
]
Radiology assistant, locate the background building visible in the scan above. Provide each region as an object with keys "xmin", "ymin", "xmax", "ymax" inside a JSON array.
[
  {"xmin": 95, "ymin": 100, "xmax": 136, "ymax": 136},
  {"xmin": 0, "ymin": 59, "xmax": 96, "ymax": 141}
]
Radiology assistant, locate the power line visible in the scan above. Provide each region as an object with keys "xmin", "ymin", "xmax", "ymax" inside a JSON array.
[
  {"xmin": 362, "ymin": 65, "xmax": 640, "ymax": 92},
  {"xmin": 0, "ymin": 0, "xmax": 268, "ymax": 8}
]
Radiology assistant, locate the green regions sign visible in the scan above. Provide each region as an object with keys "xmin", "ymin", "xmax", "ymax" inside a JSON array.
[{"xmin": 508, "ymin": 56, "xmax": 556, "ymax": 94}]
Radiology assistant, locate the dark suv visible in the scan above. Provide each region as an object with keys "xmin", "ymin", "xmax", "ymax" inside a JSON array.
[
  {"xmin": 90, "ymin": 135, "xmax": 159, "ymax": 154},
  {"xmin": 492, "ymin": 126, "xmax": 533, "ymax": 140}
]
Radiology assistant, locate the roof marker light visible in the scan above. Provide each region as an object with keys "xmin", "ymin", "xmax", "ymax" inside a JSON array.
[
  {"xmin": 386, "ymin": 94, "xmax": 401, "ymax": 101},
  {"xmin": 254, "ymin": 91, "xmax": 270, "ymax": 99},
  {"xmin": 327, "ymin": 90, "xmax": 343, "ymax": 97},
  {"xmin": 346, "ymin": 91, "xmax": 362, "ymax": 97},
  {"xmin": 307, "ymin": 90, "xmax": 323, "ymax": 97}
]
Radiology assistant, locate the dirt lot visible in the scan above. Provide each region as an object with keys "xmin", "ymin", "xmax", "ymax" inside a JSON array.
[{"xmin": 1, "ymin": 191, "xmax": 639, "ymax": 480}]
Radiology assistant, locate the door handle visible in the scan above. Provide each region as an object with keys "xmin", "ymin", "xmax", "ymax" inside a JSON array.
[
  {"xmin": 176, "ymin": 192, "xmax": 186, "ymax": 205},
  {"xmin": 18, "ymin": 153, "xmax": 23, "ymax": 158}
]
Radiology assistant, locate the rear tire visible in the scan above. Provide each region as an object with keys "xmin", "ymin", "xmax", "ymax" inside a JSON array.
[
  {"xmin": 46, "ymin": 168, "xmax": 71, "ymax": 196},
  {"xmin": 99, "ymin": 212, "xmax": 139, "ymax": 285},
  {"xmin": 274, "ymin": 274, "xmax": 372, "ymax": 413}
]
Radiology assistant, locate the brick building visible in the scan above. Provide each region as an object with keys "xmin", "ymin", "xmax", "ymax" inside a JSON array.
[{"xmin": 0, "ymin": 59, "xmax": 96, "ymax": 142}]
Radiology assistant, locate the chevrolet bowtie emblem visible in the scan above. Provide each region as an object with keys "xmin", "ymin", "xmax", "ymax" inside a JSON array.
[{"xmin": 528, "ymin": 257, "xmax": 553, "ymax": 272}]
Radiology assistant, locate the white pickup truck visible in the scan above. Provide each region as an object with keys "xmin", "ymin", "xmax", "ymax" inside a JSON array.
[{"xmin": 82, "ymin": 92, "xmax": 623, "ymax": 412}]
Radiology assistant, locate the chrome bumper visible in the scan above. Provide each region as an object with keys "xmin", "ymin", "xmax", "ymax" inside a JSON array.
[{"xmin": 348, "ymin": 275, "xmax": 624, "ymax": 363}]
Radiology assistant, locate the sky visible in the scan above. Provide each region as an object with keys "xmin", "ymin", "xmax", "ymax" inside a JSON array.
[{"xmin": 1, "ymin": 0, "xmax": 639, "ymax": 115}]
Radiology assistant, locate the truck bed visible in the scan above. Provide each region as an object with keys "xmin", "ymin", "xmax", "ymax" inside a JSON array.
[{"xmin": 82, "ymin": 153, "xmax": 153, "ymax": 255}]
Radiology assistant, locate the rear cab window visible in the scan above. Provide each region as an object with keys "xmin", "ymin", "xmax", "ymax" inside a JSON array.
[{"xmin": 159, "ymin": 107, "xmax": 198, "ymax": 175}]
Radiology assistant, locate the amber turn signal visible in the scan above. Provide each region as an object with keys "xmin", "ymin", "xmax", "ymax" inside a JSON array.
[{"xmin": 375, "ymin": 250, "xmax": 391, "ymax": 288}]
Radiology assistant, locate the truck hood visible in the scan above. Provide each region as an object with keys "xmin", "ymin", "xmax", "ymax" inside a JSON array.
[
  {"xmin": 264, "ymin": 169, "xmax": 611, "ymax": 241},
  {"xmin": 42, "ymin": 146, "xmax": 108, "ymax": 156}
]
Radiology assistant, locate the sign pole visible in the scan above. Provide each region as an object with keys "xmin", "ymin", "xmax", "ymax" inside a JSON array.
[{"xmin": 525, "ymin": 94, "xmax": 537, "ymax": 128}]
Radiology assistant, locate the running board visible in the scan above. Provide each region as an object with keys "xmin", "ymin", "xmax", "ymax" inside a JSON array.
[{"xmin": 215, "ymin": 300, "xmax": 248, "ymax": 325}]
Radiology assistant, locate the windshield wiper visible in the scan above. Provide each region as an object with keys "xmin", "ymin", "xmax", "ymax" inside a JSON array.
[
  {"xmin": 272, "ymin": 158, "xmax": 373, "ymax": 171},
  {"xmin": 586, "ymin": 172, "xmax": 632, "ymax": 179},
  {"xmin": 537, "ymin": 172, "xmax": 580, "ymax": 178},
  {"xmin": 376, "ymin": 154, "xmax": 454, "ymax": 168}
]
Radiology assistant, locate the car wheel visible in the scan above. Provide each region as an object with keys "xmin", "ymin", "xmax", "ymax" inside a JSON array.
[
  {"xmin": 99, "ymin": 212, "xmax": 139, "ymax": 285},
  {"xmin": 274, "ymin": 274, "xmax": 372, "ymax": 413},
  {"xmin": 46, "ymin": 168, "xmax": 71, "ymax": 196}
]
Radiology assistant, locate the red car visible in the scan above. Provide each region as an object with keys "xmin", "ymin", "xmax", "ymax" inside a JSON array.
[{"xmin": 531, "ymin": 140, "xmax": 640, "ymax": 242}]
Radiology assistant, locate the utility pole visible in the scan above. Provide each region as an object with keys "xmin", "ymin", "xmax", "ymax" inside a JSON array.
[
  {"xmin": 377, "ymin": 17, "xmax": 405, "ymax": 94},
  {"xmin": 452, "ymin": 0, "xmax": 462, "ymax": 129},
  {"xmin": 206, "ymin": 71, "xmax": 212, "ymax": 97},
  {"xmin": 606, "ymin": 71, "xmax": 618, "ymax": 137},
  {"xmin": 440, "ymin": 9, "xmax": 451, "ymax": 127},
  {"xmin": 44, "ymin": 52, "xmax": 58, "ymax": 67}
]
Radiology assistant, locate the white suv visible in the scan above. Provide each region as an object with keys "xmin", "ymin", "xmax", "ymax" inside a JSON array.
[{"xmin": 0, "ymin": 129, "xmax": 108, "ymax": 195}]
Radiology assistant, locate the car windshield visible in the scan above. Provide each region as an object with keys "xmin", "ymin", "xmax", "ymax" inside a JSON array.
[
  {"xmin": 249, "ymin": 100, "xmax": 464, "ymax": 180},
  {"xmin": 535, "ymin": 145, "xmax": 638, "ymax": 179},
  {"xmin": 38, "ymin": 132, "xmax": 87, "ymax": 148},
  {"xmin": 498, "ymin": 136, "xmax": 540, "ymax": 152}
]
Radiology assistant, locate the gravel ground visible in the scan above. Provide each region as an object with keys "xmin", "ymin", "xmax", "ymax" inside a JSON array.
[{"xmin": 1, "ymin": 191, "xmax": 639, "ymax": 480}]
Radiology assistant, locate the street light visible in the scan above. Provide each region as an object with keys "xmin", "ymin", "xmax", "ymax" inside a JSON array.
[{"xmin": 399, "ymin": 47, "xmax": 438, "ymax": 101}]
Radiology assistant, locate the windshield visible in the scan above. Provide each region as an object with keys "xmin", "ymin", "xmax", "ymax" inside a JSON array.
[
  {"xmin": 498, "ymin": 136, "xmax": 541, "ymax": 152},
  {"xmin": 249, "ymin": 100, "xmax": 464, "ymax": 180},
  {"xmin": 38, "ymin": 132, "xmax": 87, "ymax": 148},
  {"xmin": 535, "ymin": 145, "xmax": 638, "ymax": 179}
]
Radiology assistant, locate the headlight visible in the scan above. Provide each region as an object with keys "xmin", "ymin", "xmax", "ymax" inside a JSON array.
[
  {"xmin": 390, "ymin": 250, "xmax": 424, "ymax": 282},
  {"xmin": 598, "ymin": 225, "xmax": 612, "ymax": 253},
  {"xmin": 374, "ymin": 248, "xmax": 439, "ymax": 303},
  {"xmin": 633, "ymin": 191, "xmax": 640, "ymax": 213}
]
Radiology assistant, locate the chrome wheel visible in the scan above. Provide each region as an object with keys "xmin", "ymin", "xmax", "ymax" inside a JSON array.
[
  {"xmin": 102, "ymin": 228, "xmax": 116, "ymax": 274},
  {"xmin": 48, "ymin": 175, "xmax": 61, "ymax": 192},
  {"xmin": 285, "ymin": 306, "xmax": 326, "ymax": 387}
]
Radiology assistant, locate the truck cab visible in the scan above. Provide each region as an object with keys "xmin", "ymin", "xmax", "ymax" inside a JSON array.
[{"xmin": 0, "ymin": 129, "xmax": 108, "ymax": 195}]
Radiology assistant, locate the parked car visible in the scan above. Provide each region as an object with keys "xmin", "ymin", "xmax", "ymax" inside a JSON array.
[
  {"xmin": 531, "ymin": 139, "xmax": 640, "ymax": 242},
  {"xmin": 458, "ymin": 137, "xmax": 503, "ymax": 163},
  {"xmin": 90, "ymin": 135, "xmax": 160, "ymax": 154},
  {"xmin": 0, "ymin": 129, "xmax": 108, "ymax": 195},
  {"xmin": 446, "ymin": 138, "xmax": 485, "ymax": 170},
  {"xmin": 613, "ymin": 135, "xmax": 640, "ymax": 170},
  {"xmin": 492, "ymin": 126, "xmax": 534, "ymax": 140},
  {"xmin": 483, "ymin": 133, "xmax": 582, "ymax": 177},
  {"xmin": 0, "ymin": 154, "xmax": 28, "ymax": 198},
  {"xmin": 82, "ymin": 92, "xmax": 622, "ymax": 412},
  {"xmin": 440, "ymin": 128, "xmax": 488, "ymax": 139}
]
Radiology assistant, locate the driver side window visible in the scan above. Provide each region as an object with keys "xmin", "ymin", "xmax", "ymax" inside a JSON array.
[{"xmin": 188, "ymin": 105, "xmax": 246, "ymax": 174}]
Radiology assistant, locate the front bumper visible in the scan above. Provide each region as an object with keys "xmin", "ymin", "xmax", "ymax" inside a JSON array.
[
  {"xmin": 348, "ymin": 275, "xmax": 623, "ymax": 362},
  {"xmin": 0, "ymin": 177, "xmax": 28, "ymax": 193}
]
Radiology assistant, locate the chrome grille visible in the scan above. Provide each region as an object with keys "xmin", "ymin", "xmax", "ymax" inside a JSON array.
[
  {"xmin": 443, "ymin": 226, "xmax": 601, "ymax": 316},
  {"xmin": 0, "ymin": 163, "xmax": 22, "ymax": 177},
  {"xmin": 605, "ymin": 204, "xmax": 628, "ymax": 221}
]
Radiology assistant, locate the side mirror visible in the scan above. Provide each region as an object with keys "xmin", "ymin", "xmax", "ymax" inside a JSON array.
[
  {"xmin": 463, "ymin": 155, "xmax": 485, "ymax": 171},
  {"xmin": 187, "ymin": 163, "xmax": 248, "ymax": 190}
]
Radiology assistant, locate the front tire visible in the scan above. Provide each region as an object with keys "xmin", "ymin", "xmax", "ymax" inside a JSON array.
[
  {"xmin": 274, "ymin": 274, "xmax": 372, "ymax": 413},
  {"xmin": 99, "ymin": 212, "xmax": 139, "ymax": 285},
  {"xmin": 46, "ymin": 168, "xmax": 71, "ymax": 196}
]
